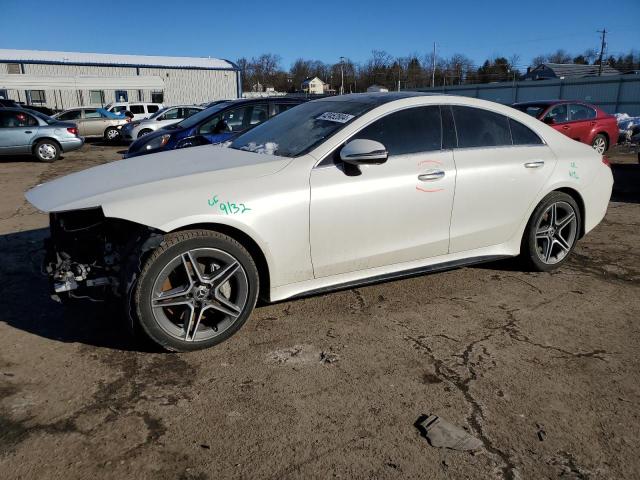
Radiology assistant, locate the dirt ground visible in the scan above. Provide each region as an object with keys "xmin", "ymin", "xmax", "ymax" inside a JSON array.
[{"xmin": 0, "ymin": 141, "xmax": 639, "ymax": 480}]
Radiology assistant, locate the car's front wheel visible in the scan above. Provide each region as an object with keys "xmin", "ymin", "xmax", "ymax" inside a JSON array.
[
  {"xmin": 104, "ymin": 127, "xmax": 121, "ymax": 143},
  {"xmin": 591, "ymin": 134, "xmax": 608, "ymax": 154},
  {"xmin": 521, "ymin": 192, "xmax": 581, "ymax": 272},
  {"xmin": 137, "ymin": 129, "xmax": 153, "ymax": 138},
  {"xmin": 133, "ymin": 230, "xmax": 259, "ymax": 352}
]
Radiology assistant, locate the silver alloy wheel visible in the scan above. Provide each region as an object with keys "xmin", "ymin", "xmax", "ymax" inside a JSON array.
[
  {"xmin": 535, "ymin": 201, "xmax": 578, "ymax": 265},
  {"xmin": 592, "ymin": 136, "xmax": 607, "ymax": 154},
  {"xmin": 38, "ymin": 143, "xmax": 57, "ymax": 160},
  {"xmin": 106, "ymin": 128, "xmax": 119, "ymax": 140},
  {"xmin": 150, "ymin": 248, "xmax": 249, "ymax": 342}
]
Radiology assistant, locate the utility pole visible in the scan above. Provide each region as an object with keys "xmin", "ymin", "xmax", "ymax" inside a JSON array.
[
  {"xmin": 597, "ymin": 28, "xmax": 607, "ymax": 76},
  {"xmin": 431, "ymin": 42, "xmax": 436, "ymax": 88},
  {"xmin": 339, "ymin": 56, "xmax": 345, "ymax": 95},
  {"xmin": 397, "ymin": 62, "xmax": 401, "ymax": 91}
]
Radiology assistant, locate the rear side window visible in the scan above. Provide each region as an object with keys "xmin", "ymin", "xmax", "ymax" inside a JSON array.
[
  {"xmin": 0, "ymin": 110, "xmax": 38, "ymax": 127},
  {"xmin": 452, "ymin": 106, "xmax": 511, "ymax": 148},
  {"xmin": 569, "ymin": 104, "xmax": 596, "ymax": 121},
  {"xmin": 147, "ymin": 105, "xmax": 160, "ymax": 114},
  {"xmin": 130, "ymin": 105, "xmax": 145, "ymax": 114},
  {"xmin": 352, "ymin": 106, "xmax": 442, "ymax": 156},
  {"xmin": 509, "ymin": 119, "xmax": 543, "ymax": 145}
]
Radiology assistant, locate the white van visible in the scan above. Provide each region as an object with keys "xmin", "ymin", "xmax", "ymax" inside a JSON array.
[{"xmin": 104, "ymin": 102, "xmax": 164, "ymax": 121}]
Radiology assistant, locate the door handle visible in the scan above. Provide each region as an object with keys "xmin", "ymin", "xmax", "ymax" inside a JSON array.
[
  {"xmin": 418, "ymin": 170, "xmax": 445, "ymax": 181},
  {"xmin": 24, "ymin": 131, "xmax": 32, "ymax": 134},
  {"xmin": 524, "ymin": 161, "xmax": 545, "ymax": 168}
]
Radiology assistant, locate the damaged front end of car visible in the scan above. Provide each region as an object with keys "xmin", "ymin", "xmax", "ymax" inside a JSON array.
[{"xmin": 45, "ymin": 207, "xmax": 163, "ymax": 303}]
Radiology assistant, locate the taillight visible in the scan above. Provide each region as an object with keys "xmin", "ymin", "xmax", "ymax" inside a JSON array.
[
  {"xmin": 602, "ymin": 155, "xmax": 610, "ymax": 167},
  {"xmin": 67, "ymin": 127, "xmax": 78, "ymax": 136}
]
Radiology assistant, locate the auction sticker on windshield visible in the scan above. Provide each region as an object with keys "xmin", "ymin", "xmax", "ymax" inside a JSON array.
[{"xmin": 316, "ymin": 112, "xmax": 355, "ymax": 123}]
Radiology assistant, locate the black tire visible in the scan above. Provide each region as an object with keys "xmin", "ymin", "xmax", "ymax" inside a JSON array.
[
  {"xmin": 133, "ymin": 230, "xmax": 259, "ymax": 352},
  {"xmin": 104, "ymin": 127, "xmax": 121, "ymax": 143},
  {"xmin": 137, "ymin": 129, "xmax": 153, "ymax": 138},
  {"xmin": 591, "ymin": 133, "xmax": 608, "ymax": 154},
  {"xmin": 33, "ymin": 139, "xmax": 60, "ymax": 162},
  {"xmin": 521, "ymin": 192, "xmax": 581, "ymax": 272}
]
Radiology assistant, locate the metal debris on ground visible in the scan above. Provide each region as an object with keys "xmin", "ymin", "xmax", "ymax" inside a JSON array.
[
  {"xmin": 416, "ymin": 415, "xmax": 483, "ymax": 451},
  {"xmin": 320, "ymin": 351, "xmax": 339, "ymax": 364}
]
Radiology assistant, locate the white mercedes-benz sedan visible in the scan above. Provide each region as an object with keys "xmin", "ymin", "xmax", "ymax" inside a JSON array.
[{"xmin": 26, "ymin": 93, "xmax": 613, "ymax": 351}]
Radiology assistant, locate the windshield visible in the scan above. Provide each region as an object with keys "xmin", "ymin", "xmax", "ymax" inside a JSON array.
[
  {"xmin": 229, "ymin": 100, "xmax": 373, "ymax": 157},
  {"xmin": 148, "ymin": 107, "xmax": 168, "ymax": 119},
  {"xmin": 176, "ymin": 101, "xmax": 234, "ymax": 129},
  {"xmin": 513, "ymin": 104, "xmax": 547, "ymax": 118}
]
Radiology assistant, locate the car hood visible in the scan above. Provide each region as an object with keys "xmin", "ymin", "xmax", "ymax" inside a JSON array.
[{"xmin": 26, "ymin": 145, "xmax": 291, "ymax": 215}]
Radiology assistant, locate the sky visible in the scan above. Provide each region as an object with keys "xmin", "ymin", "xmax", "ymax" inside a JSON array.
[{"xmin": 1, "ymin": 0, "xmax": 638, "ymax": 72}]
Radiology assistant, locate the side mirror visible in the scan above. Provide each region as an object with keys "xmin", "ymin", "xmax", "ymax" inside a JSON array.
[
  {"xmin": 543, "ymin": 116, "xmax": 555, "ymax": 125},
  {"xmin": 340, "ymin": 139, "xmax": 388, "ymax": 165}
]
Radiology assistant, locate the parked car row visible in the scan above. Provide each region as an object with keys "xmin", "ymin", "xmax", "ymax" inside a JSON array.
[
  {"xmin": 123, "ymin": 97, "xmax": 307, "ymax": 158},
  {"xmin": 0, "ymin": 94, "xmax": 621, "ymax": 162}
]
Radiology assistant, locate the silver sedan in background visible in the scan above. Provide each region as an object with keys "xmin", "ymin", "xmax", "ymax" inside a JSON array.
[{"xmin": 120, "ymin": 105, "xmax": 203, "ymax": 141}]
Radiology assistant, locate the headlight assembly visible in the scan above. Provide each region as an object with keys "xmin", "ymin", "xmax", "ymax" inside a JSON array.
[{"xmin": 143, "ymin": 134, "xmax": 171, "ymax": 151}]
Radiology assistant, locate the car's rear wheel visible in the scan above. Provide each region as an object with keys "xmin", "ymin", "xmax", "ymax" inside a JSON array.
[
  {"xmin": 521, "ymin": 192, "xmax": 581, "ymax": 272},
  {"xmin": 34, "ymin": 139, "xmax": 60, "ymax": 162},
  {"xmin": 133, "ymin": 230, "xmax": 259, "ymax": 352},
  {"xmin": 591, "ymin": 134, "xmax": 608, "ymax": 154},
  {"xmin": 137, "ymin": 129, "xmax": 153, "ymax": 138},
  {"xmin": 104, "ymin": 127, "xmax": 120, "ymax": 143}
]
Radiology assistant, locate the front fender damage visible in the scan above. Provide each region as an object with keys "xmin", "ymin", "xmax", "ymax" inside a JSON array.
[{"xmin": 45, "ymin": 207, "xmax": 164, "ymax": 302}]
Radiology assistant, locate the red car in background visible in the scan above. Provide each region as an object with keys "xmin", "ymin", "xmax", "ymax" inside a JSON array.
[{"xmin": 512, "ymin": 100, "xmax": 618, "ymax": 154}]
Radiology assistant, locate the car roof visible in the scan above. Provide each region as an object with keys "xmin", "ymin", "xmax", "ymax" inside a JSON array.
[
  {"xmin": 311, "ymin": 91, "xmax": 441, "ymax": 107},
  {"xmin": 512, "ymin": 100, "xmax": 577, "ymax": 107}
]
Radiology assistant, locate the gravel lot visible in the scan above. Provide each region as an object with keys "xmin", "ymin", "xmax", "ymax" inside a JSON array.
[{"xmin": 0, "ymin": 142, "xmax": 639, "ymax": 479}]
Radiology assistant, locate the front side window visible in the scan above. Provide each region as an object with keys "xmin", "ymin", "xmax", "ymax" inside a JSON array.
[
  {"xmin": 58, "ymin": 110, "xmax": 82, "ymax": 121},
  {"xmin": 111, "ymin": 105, "xmax": 128, "ymax": 114},
  {"xmin": 351, "ymin": 106, "xmax": 442, "ymax": 156},
  {"xmin": 162, "ymin": 108, "xmax": 180, "ymax": 120},
  {"xmin": 544, "ymin": 104, "xmax": 568, "ymax": 124},
  {"xmin": 274, "ymin": 103, "xmax": 296, "ymax": 115},
  {"xmin": 452, "ymin": 106, "xmax": 511, "ymax": 148},
  {"xmin": 0, "ymin": 110, "xmax": 38, "ymax": 127},
  {"xmin": 569, "ymin": 104, "xmax": 596, "ymax": 121},
  {"xmin": 27, "ymin": 90, "xmax": 46, "ymax": 105},
  {"xmin": 229, "ymin": 100, "xmax": 374, "ymax": 158},
  {"xmin": 249, "ymin": 104, "xmax": 269, "ymax": 126}
]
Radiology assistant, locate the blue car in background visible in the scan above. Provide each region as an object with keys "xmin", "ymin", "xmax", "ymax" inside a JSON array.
[{"xmin": 123, "ymin": 97, "xmax": 308, "ymax": 158}]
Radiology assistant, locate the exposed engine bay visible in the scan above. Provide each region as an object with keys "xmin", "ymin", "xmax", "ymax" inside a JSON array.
[{"xmin": 45, "ymin": 207, "xmax": 163, "ymax": 302}]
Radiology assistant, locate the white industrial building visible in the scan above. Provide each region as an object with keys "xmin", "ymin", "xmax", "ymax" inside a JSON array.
[{"xmin": 0, "ymin": 49, "xmax": 241, "ymax": 110}]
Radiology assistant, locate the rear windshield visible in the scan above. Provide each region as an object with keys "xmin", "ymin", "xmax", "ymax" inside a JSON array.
[
  {"xmin": 30, "ymin": 110, "xmax": 57, "ymax": 125},
  {"xmin": 512, "ymin": 104, "xmax": 547, "ymax": 118}
]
